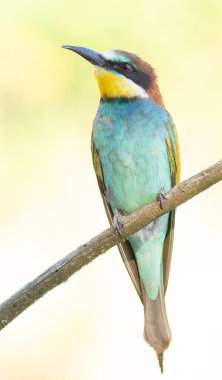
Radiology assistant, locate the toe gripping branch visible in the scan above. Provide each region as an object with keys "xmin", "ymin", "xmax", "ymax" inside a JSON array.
[
  {"xmin": 113, "ymin": 212, "xmax": 123, "ymax": 237},
  {"xmin": 157, "ymin": 191, "xmax": 167, "ymax": 210}
]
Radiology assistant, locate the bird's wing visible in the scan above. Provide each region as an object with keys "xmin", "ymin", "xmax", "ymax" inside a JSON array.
[
  {"xmin": 91, "ymin": 117, "xmax": 180, "ymax": 299},
  {"xmin": 92, "ymin": 140, "xmax": 143, "ymax": 302},
  {"xmin": 163, "ymin": 117, "xmax": 181, "ymax": 292}
]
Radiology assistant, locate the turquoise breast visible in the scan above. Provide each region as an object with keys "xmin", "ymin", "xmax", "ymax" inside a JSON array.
[{"xmin": 93, "ymin": 98, "xmax": 171, "ymax": 215}]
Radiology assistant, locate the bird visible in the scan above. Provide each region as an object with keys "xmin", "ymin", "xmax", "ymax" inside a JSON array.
[{"xmin": 62, "ymin": 45, "xmax": 180, "ymax": 372}]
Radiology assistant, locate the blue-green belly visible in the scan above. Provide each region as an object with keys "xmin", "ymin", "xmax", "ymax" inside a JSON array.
[
  {"xmin": 93, "ymin": 98, "xmax": 171, "ymax": 214},
  {"xmin": 93, "ymin": 98, "xmax": 172, "ymax": 300}
]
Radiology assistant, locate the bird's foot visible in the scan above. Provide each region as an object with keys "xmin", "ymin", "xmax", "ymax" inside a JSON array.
[
  {"xmin": 157, "ymin": 189, "xmax": 167, "ymax": 210},
  {"xmin": 113, "ymin": 212, "xmax": 123, "ymax": 237}
]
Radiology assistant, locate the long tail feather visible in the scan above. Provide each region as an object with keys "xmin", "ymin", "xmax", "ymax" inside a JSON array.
[
  {"xmin": 157, "ymin": 353, "xmax": 164, "ymax": 373},
  {"xmin": 142, "ymin": 284, "xmax": 171, "ymax": 372}
]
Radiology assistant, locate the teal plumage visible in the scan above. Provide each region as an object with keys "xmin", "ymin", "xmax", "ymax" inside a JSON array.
[
  {"xmin": 62, "ymin": 45, "xmax": 180, "ymax": 371},
  {"xmin": 93, "ymin": 99, "xmax": 172, "ymax": 214},
  {"xmin": 93, "ymin": 98, "xmax": 172, "ymax": 301}
]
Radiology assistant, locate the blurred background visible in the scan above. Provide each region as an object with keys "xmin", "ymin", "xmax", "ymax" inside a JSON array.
[{"xmin": 0, "ymin": 0, "xmax": 222, "ymax": 379}]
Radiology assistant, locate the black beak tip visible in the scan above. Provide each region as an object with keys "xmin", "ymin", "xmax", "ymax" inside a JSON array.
[{"xmin": 62, "ymin": 45, "xmax": 73, "ymax": 50}]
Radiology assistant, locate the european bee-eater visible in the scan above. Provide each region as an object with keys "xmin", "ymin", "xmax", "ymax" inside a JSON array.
[{"xmin": 62, "ymin": 45, "xmax": 180, "ymax": 372}]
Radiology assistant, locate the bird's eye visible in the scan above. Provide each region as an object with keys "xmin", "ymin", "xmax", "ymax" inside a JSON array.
[{"xmin": 118, "ymin": 62, "xmax": 133, "ymax": 73}]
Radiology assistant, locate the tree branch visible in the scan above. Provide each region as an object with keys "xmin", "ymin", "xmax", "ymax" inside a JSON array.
[{"xmin": 0, "ymin": 160, "xmax": 221, "ymax": 331}]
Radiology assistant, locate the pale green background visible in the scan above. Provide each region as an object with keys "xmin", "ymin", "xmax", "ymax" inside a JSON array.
[{"xmin": 0, "ymin": 1, "xmax": 222, "ymax": 379}]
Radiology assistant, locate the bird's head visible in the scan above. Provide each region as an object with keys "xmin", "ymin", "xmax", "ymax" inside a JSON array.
[{"xmin": 62, "ymin": 46, "xmax": 164, "ymax": 107}]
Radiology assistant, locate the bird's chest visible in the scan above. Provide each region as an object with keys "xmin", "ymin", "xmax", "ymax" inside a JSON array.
[{"xmin": 93, "ymin": 100, "xmax": 171, "ymax": 214}]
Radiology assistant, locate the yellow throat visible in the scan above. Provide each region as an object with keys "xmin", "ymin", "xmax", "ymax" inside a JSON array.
[{"xmin": 94, "ymin": 67, "xmax": 147, "ymax": 99}]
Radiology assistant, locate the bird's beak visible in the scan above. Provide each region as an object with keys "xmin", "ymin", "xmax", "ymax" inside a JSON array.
[{"xmin": 62, "ymin": 45, "xmax": 106, "ymax": 68}]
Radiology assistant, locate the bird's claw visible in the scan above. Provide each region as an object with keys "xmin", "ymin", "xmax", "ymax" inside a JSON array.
[
  {"xmin": 113, "ymin": 213, "xmax": 123, "ymax": 237},
  {"xmin": 157, "ymin": 190, "xmax": 167, "ymax": 210}
]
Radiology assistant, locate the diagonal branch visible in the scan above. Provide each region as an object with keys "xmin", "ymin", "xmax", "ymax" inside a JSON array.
[{"xmin": 0, "ymin": 159, "xmax": 221, "ymax": 331}]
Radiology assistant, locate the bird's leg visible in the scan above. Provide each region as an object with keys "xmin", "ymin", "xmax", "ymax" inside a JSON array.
[
  {"xmin": 157, "ymin": 188, "xmax": 167, "ymax": 210},
  {"xmin": 113, "ymin": 210, "xmax": 124, "ymax": 237}
]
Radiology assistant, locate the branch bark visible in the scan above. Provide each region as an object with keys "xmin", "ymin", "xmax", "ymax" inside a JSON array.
[{"xmin": 0, "ymin": 159, "xmax": 221, "ymax": 331}]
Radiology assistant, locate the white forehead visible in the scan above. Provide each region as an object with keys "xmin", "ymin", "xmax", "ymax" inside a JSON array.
[{"xmin": 102, "ymin": 50, "xmax": 118, "ymax": 60}]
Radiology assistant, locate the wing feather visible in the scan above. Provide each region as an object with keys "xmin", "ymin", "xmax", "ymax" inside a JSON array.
[
  {"xmin": 92, "ymin": 115, "xmax": 180, "ymax": 299},
  {"xmin": 163, "ymin": 118, "xmax": 180, "ymax": 292},
  {"xmin": 92, "ymin": 141, "xmax": 142, "ymax": 301}
]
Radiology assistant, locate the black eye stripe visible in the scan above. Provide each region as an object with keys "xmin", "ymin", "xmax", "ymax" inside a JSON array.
[
  {"xmin": 105, "ymin": 60, "xmax": 133, "ymax": 69},
  {"xmin": 124, "ymin": 70, "xmax": 151, "ymax": 90},
  {"xmin": 103, "ymin": 59, "xmax": 150, "ymax": 90}
]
